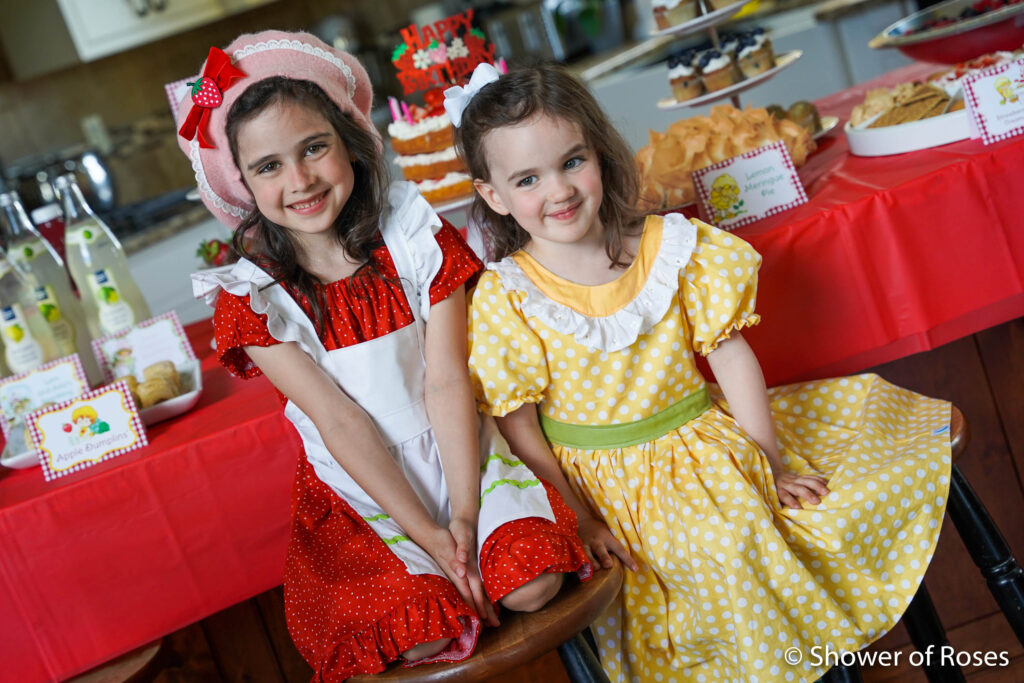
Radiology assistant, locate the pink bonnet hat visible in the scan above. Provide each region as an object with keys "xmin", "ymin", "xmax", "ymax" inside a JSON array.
[{"xmin": 176, "ymin": 30, "xmax": 375, "ymax": 229}]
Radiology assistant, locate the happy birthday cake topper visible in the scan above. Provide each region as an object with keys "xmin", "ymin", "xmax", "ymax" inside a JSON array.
[{"xmin": 392, "ymin": 9, "xmax": 496, "ymax": 95}]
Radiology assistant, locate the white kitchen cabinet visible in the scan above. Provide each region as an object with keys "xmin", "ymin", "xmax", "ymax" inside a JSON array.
[{"xmin": 0, "ymin": 0, "xmax": 278, "ymax": 80}]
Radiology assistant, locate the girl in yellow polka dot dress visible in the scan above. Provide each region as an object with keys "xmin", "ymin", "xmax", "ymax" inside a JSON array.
[{"xmin": 445, "ymin": 63, "xmax": 952, "ymax": 682}]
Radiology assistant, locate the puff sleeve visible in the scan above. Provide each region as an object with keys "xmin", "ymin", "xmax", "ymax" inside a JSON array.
[
  {"xmin": 212, "ymin": 291, "xmax": 278, "ymax": 378},
  {"xmin": 467, "ymin": 270, "xmax": 550, "ymax": 417},
  {"xmin": 679, "ymin": 219, "xmax": 761, "ymax": 355}
]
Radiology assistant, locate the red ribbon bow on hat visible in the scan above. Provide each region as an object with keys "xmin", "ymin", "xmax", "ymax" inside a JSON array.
[{"xmin": 178, "ymin": 46, "xmax": 246, "ymax": 149}]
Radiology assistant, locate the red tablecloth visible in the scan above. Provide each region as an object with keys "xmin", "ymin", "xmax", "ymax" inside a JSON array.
[
  {"xmin": 0, "ymin": 322, "xmax": 300, "ymax": 682},
  {"xmin": 2, "ymin": 61, "xmax": 1023, "ymax": 682},
  {"xmin": 736, "ymin": 61, "xmax": 1024, "ymax": 385}
]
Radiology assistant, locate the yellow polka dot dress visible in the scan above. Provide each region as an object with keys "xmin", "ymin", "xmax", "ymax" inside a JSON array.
[{"xmin": 467, "ymin": 214, "xmax": 951, "ymax": 683}]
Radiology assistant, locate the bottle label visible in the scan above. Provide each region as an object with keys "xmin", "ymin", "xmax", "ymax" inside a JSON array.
[
  {"xmin": 66, "ymin": 226, "xmax": 100, "ymax": 247},
  {"xmin": 11, "ymin": 238, "xmax": 48, "ymax": 264},
  {"xmin": 33, "ymin": 286, "xmax": 76, "ymax": 355},
  {"xmin": 1, "ymin": 304, "xmax": 45, "ymax": 374},
  {"xmin": 88, "ymin": 269, "xmax": 135, "ymax": 335}
]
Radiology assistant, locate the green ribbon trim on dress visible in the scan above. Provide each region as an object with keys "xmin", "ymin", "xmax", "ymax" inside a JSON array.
[
  {"xmin": 479, "ymin": 478, "xmax": 541, "ymax": 505},
  {"xmin": 382, "ymin": 535, "xmax": 410, "ymax": 545},
  {"xmin": 362, "ymin": 513, "xmax": 390, "ymax": 522},
  {"xmin": 480, "ymin": 453, "xmax": 526, "ymax": 472},
  {"xmin": 539, "ymin": 386, "xmax": 711, "ymax": 450}
]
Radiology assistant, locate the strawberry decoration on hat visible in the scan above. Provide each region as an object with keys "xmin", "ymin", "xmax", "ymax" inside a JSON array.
[{"xmin": 178, "ymin": 46, "xmax": 247, "ymax": 149}]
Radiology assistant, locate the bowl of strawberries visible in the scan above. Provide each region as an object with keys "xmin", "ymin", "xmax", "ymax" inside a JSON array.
[
  {"xmin": 869, "ymin": 0, "xmax": 1024, "ymax": 63},
  {"xmin": 196, "ymin": 238, "xmax": 236, "ymax": 268}
]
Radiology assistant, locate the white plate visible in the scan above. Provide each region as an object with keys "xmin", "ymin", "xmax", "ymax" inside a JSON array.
[
  {"xmin": 430, "ymin": 194, "xmax": 475, "ymax": 215},
  {"xmin": 657, "ymin": 50, "xmax": 803, "ymax": 110},
  {"xmin": 814, "ymin": 115, "xmax": 840, "ymax": 140},
  {"xmin": 650, "ymin": 1, "xmax": 751, "ymax": 38},
  {"xmin": 139, "ymin": 361, "xmax": 203, "ymax": 426},
  {"xmin": 0, "ymin": 443, "xmax": 40, "ymax": 470},
  {"xmin": 844, "ymin": 109, "xmax": 969, "ymax": 156}
]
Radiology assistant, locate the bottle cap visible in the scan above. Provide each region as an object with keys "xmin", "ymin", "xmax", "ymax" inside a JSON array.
[{"xmin": 31, "ymin": 204, "xmax": 63, "ymax": 225}]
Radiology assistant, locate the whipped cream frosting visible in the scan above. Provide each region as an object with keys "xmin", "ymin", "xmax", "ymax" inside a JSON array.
[
  {"xmin": 394, "ymin": 146, "xmax": 459, "ymax": 166},
  {"xmin": 388, "ymin": 112, "xmax": 453, "ymax": 140},
  {"xmin": 416, "ymin": 172, "xmax": 471, "ymax": 190},
  {"xmin": 668, "ymin": 63, "xmax": 696, "ymax": 79}
]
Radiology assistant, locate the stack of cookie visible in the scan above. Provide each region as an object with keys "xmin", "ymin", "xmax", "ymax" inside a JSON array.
[{"xmin": 866, "ymin": 84, "xmax": 951, "ymax": 128}]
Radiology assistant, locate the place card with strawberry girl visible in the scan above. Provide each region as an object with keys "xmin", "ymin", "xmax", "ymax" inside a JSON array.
[
  {"xmin": 91, "ymin": 311, "xmax": 197, "ymax": 385},
  {"xmin": 27, "ymin": 381, "xmax": 147, "ymax": 481},
  {"xmin": 0, "ymin": 354, "xmax": 89, "ymax": 460}
]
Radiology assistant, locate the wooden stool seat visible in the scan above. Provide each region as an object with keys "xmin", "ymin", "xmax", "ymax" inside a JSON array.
[{"xmin": 349, "ymin": 560, "xmax": 624, "ymax": 682}]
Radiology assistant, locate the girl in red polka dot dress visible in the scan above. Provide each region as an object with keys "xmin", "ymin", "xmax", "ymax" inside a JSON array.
[{"xmin": 181, "ymin": 32, "xmax": 589, "ymax": 681}]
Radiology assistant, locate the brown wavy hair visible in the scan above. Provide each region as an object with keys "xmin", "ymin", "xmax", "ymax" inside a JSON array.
[
  {"xmin": 454, "ymin": 63, "xmax": 643, "ymax": 265},
  {"xmin": 225, "ymin": 77, "xmax": 390, "ymax": 333}
]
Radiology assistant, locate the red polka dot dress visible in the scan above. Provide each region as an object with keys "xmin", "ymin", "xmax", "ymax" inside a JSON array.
[{"xmin": 209, "ymin": 219, "xmax": 588, "ymax": 681}]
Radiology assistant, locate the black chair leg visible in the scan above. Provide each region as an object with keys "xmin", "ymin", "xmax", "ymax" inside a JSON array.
[
  {"xmin": 558, "ymin": 632, "xmax": 610, "ymax": 683},
  {"xmin": 902, "ymin": 585, "xmax": 966, "ymax": 682},
  {"xmin": 947, "ymin": 464, "xmax": 1024, "ymax": 647},
  {"xmin": 821, "ymin": 663, "xmax": 863, "ymax": 682}
]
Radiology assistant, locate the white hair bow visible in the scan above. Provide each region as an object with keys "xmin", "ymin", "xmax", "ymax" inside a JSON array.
[{"xmin": 443, "ymin": 62, "xmax": 501, "ymax": 127}]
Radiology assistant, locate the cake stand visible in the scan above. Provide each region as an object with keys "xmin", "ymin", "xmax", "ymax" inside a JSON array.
[{"xmin": 657, "ymin": 50, "xmax": 803, "ymax": 110}]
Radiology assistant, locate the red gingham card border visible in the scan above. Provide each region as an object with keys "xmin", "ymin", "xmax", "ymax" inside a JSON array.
[
  {"xmin": 962, "ymin": 57, "xmax": 1024, "ymax": 146},
  {"xmin": 0, "ymin": 354, "xmax": 89, "ymax": 440},
  {"xmin": 693, "ymin": 141, "xmax": 808, "ymax": 231},
  {"xmin": 165, "ymin": 77, "xmax": 195, "ymax": 123},
  {"xmin": 28, "ymin": 381, "xmax": 148, "ymax": 482},
  {"xmin": 92, "ymin": 311, "xmax": 197, "ymax": 384}
]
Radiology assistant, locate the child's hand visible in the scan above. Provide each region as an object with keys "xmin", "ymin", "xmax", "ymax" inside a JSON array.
[
  {"xmin": 775, "ymin": 471, "xmax": 830, "ymax": 509},
  {"xmin": 446, "ymin": 518, "xmax": 500, "ymax": 626},
  {"xmin": 578, "ymin": 515, "xmax": 639, "ymax": 572}
]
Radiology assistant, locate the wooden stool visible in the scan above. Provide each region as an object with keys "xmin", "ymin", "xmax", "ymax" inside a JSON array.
[
  {"xmin": 68, "ymin": 639, "xmax": 164, "ymax": 683},
  {"xmin": 349, "ymin": 559, "xmax": 623, "ymax": 683},
  {"xmin": 826, "ymin": 405, "xmax": 1024, "ymax": 683}
]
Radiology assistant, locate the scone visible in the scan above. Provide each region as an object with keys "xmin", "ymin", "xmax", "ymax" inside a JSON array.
[{"xmin": 137, "ymin": 377, "xmax": 178, "ymax": 408}]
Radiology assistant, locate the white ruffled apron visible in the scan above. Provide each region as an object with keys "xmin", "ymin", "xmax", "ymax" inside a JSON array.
[{"xmin": 193, "ymin": 182, "xmax": 554, "ymax": 579}]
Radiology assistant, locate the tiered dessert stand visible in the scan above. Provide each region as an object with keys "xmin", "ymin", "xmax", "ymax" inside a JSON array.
[{"xmin": 650, "ymin": 0, "xmax": 803, "ymax": 111}]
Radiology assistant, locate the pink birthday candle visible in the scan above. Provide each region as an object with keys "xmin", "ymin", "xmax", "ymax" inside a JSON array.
[
  {"xmin": 388, "ymin": 97, "xmax": 401, "ymax": 123},
  {"xmin": 401, "ymin": 101, "xmax": 413, "ymax": 124},
  {"xmin": 498, "ymin": 57, "xmax": 507, "ymax": 74}
]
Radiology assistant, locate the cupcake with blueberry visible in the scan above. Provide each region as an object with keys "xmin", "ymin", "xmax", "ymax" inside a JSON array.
[
  {"xmin": 719, "ymin": 33, "xmax": 740, "ymax": 57},
  {"xmin": 668, "ymin": 51, "xmax": 704, "ymax": 102},
  {"xmin": 697, "ymin": 49, "xmax": 737, "ymax": 92},
  {"xmin": 653, "ymin": 0, "xmax": 698, "ymax": 30},
  {"xmin": 736, "ymin": 29, "xmax": 775, "ymax": 77}
]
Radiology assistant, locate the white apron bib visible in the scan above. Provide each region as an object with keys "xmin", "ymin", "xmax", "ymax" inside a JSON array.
[{"xmin": 193, "ymin": 182, "xmax": 555, "ymax": 579}]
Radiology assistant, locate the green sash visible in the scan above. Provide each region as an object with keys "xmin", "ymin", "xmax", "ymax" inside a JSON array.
[{"xmin": 539, "ymin": 386, "xmax": 711, "ymax": 450}]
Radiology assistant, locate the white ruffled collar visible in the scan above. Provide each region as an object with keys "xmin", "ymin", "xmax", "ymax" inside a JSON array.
[{"xmin": 488, "ymin": 213, "xmax": 697, "ymax": 352}]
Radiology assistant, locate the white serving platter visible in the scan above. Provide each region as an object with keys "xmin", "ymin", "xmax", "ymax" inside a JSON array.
[
  {"xmin": 844, "ymin": 109, "xmax": 969, "ymax": 156},
  {"xmin": 650, "ymin": 1, "xmax": 750, "ymax": 38},
  {"xmin": 657, "ymin": 50, "xmax": 803, "ymax": 110}
]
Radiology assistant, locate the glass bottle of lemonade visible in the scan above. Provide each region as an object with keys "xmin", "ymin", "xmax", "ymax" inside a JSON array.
[
  {"xmin": 0, "ymin": 251, "xmax": 61, "ymax": 377},
  {"xmin": 54, "ymin": 174, "xmax": 150, "ymax": 337},
  {"xmin": 0, "ymin": 191, "xmax": 94, "ymax": 368}
]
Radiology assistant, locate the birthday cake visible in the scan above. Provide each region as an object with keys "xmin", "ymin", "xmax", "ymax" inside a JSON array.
[{"xmin": 388, "ymin": 11, "xmax": 496, "ymax": 206}]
